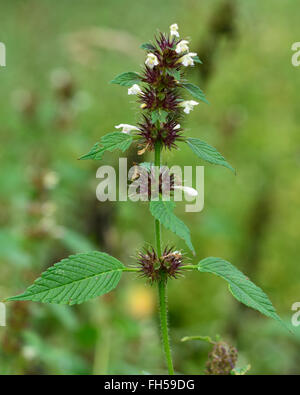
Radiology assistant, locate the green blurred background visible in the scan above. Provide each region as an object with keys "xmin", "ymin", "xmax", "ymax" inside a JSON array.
[{"xmin": 0, "ymin": 0, "xmax": 300, "ymax": 375}]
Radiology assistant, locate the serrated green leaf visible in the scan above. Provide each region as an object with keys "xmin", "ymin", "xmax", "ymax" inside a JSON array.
[
  {"xmin": 150, "ymin": 200, "xmax": 195, "ymax": 253},
  {"xmin": 7, "ymin": 252, "xmax": 125, "ymax": 305},
  {"xmin": 101, "ymin": 132, "xmax": 133, "ymax": 152},
  {"xmin": 79, "ymin": 142, "xmax": 105, "ymax": 160},
  {"xmin": 110, "ymin": 72, "xmax": 141, "ymax": 87},
  {"xmin": 140, "ymin": 42, "xmax": 157, "ymax": 51},
  {"xmin": 80, "ymin": 132, "xmax": 133, "ymax": 160},
  {"xmin": 182, "ymin": 83, "xmax": 209, "ymax": 104},
  {"xmin": 197, "ymin": 257, "xmax": 285, "ymax": 327},
  {"xmin": 186, "ymin": 138, "xmax": 235, "ymax": 173}
]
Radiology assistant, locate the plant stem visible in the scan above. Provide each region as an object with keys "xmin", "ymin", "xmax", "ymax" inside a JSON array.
[
  {"xmin": 180, "ymin": 265, "xmax": 198, "ymax": 271},
  {"xmin": 154, "ymin": 141, "xmax": 174, "ymax": 375},
  {"xmin": 154, "ymin": 142, "xmax": 162, "ymax": 257},
  {"xmin": 158, "ymin": 276, "xmax": 174, "ymax": 375}
]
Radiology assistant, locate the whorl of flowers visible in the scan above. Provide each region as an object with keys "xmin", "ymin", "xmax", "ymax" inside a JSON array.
[
  {"xmin": 129, "ymin": 164, "xmax": 175, "ymax": 200},
  {"xmin": 129, "ymin": 163, "xmax": 198, "ymax": 201},
  {"xmin": 136, "ymin": 246, "xmax": 184, "ymax": 283}
]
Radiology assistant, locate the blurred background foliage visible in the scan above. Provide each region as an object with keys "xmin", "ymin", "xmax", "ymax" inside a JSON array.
[{"xmin": 0, "ymin": 0, "xmax": 300, "ymax": 374}]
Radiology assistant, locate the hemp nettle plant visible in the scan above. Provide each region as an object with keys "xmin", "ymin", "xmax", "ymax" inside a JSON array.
[{"xmin": 6, "ymin": 24, "xmax": 286, "ymax": 375}]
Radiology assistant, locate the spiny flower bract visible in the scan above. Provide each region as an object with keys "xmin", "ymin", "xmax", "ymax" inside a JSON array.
[
  {"xmin": 129, "ymin": 164, "xmax": 176, "ymax": 201},
  {"xmin": 137, "ymin": 116, "xmax": 183, "ymax": 151},
  {"xmin": 136, "ymin": 246, "xmax": 184, "ymax": 283}
]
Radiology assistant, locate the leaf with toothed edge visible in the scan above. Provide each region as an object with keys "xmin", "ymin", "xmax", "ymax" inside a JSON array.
[
  {"xmin": 150, "ymin": 200, "xmax": 195, "ymax": 254},
  {"xmin": 7, "ymin": 252, "xmax": 125, "ymax": 305},
  {"xmin": 197, "ymin": 257, "xmax": 289, "ymax": 330},
  {"xmin": 182, "ymin": 83, "xmax": 209, "ymax": 104},
  {"xmin": 110, "ymin": 72, "xmax": 142, "ymax": 87},
  {"xmin": 140, "ymin": 43, "xmax": 157, "ymax": 51},
  {"xmin": 186, "ymin": 138, "xmax": 235, "ymax": 173},
  {"xmin": 80, "ymin": 132, "xmax": 133, "ymax": 160}
]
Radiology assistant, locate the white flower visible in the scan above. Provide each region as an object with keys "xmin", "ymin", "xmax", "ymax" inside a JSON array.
[
  {"xmin": 180, "ymin": 100, "xmax": 199, "ymax": 114},
  {"xmin": 128, "ymin": 84, "xmax": 142, "ymax": 95},
  {"xmin": 175, "ymin": 40, "xmax": 189, "ymax": 54},
  {"xmin": 145, "ymin": 53, "xmax": 159, "ymax": 68},
  {"xmin": 174, "ymin": 124, "xmax": 181, "ymax": 130},
  {"xmin": 115, "ymin": 124, "xmax": 139, "ymax": 134},
  {"xmin": 170, "ymin": 23, "xmax": 179, "ymax": 37},
  {"xmin": 180, "ymin": 52, "xmax": 197, "ymax": 67},
  {"xmin": 174, "ymin": 185, "xmax": 198, "ymax": 198}
]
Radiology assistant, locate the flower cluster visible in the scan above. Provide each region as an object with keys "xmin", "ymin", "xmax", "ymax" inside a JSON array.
[
  {"xmin": 129, "ymin": 164, "xmax": 175, "ymax": 201},
  {"xmin": 136, "ymin": 246, "xmax": 184, "ymax": 283},
  {"xmin": 119, "ymin": 24, "xmax": 200, "ymax": 152},
  {"xmin": 128, "ymin": 163, "xmax": 198, "ymax": 201}
]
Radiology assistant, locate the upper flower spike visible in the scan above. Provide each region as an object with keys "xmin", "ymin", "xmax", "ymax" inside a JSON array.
[
  {"xmin": 170, "ymin": 23, "xmax": 179, "ymax": 38},
  {"xmin": 109, "ymin": 26, "xmax": 207, "ymax": 153}
]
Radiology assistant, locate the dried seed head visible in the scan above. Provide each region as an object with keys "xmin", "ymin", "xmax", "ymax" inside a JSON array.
[{"xmin": 205, "ymin": 341, "xmax": 238, "ymax": 375}]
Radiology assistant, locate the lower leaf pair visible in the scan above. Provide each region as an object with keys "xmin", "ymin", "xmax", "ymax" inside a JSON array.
[{"xmin": 6, "ymin": 251, "xmax": 288, "ymax": 331}]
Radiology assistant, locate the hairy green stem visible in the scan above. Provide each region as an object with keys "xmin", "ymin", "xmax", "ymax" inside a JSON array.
[
  {"xmin": 154, "ymin": 141, "xmax": 174, "ymax": 375},
  {"xmin": 154, "ymin": 142, "xmax": 162, "ymax": 256},
  {"xmin": 180, "ymin": 265, "xmax": 198, "ymax": 271},
  {"xmin": 158, "ymin": 276, "xmax": 174, "ymax": 375}
]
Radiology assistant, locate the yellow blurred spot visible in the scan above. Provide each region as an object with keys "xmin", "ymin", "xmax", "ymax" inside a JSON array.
[{"xmin": 126, "ymin": 285, "xmax": 155, "ymax": 319}]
